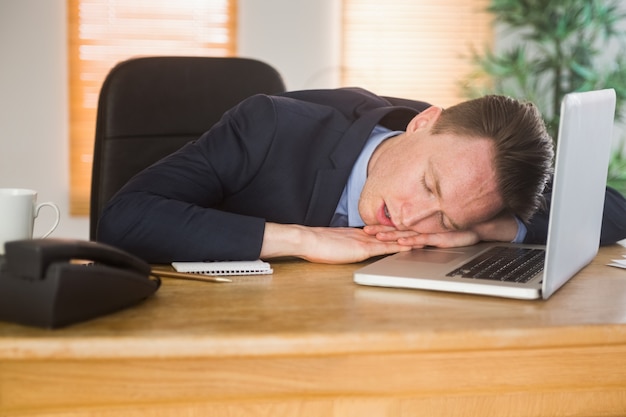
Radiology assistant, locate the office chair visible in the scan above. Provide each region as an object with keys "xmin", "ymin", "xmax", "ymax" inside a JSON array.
[{"xmin": 90, "ymin": 56, "xmax": 286, "ymax": 240}]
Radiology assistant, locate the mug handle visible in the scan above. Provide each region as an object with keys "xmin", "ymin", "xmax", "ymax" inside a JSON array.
[{"xmin": 34, "ymin": 202, "xmax": 61, "ymax": 238}]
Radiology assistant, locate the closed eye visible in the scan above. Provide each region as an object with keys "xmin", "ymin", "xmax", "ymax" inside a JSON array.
[
  {"xmin": 421, "ymin": 175, "xmax": 432, "ymax": 195},
  {"xmin": 426, "ymin": 163, "xmax": 461, "ymax": 231},
  {"xmin": 422, "ymin": 175, "xmax": 451, "ymax": 231},
  {"xmin": 438, "ymin": 212, "xmax": 451, "ymax": 231}
]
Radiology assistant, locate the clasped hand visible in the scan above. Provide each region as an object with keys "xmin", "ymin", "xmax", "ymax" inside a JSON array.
[
  {"xmin": 261, "ymin": 213, "xmax": 518, "ymax": 264},
  {"xmin": 364, "ymin": 211, "xmax": 519, "ymax": 249}
]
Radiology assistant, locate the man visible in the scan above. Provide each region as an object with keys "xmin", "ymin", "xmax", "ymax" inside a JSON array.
[{"xmin": 97, "ymin": 88, "xmax": 626, "ymax": 263}]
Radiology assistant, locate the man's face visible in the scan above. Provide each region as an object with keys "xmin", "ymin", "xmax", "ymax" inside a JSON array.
[{"xmin": 359, "ymin": 107, "xmax": 504, "ymax": 233}]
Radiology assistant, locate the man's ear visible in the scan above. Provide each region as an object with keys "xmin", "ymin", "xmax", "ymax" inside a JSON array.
[{"xmin": 406, "ymin": 106, "xmax": 443, "ymax": 133}]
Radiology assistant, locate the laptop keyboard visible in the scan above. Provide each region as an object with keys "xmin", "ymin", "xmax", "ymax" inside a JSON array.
[{"xmin": 446, "ymin": 246, "xmax": 545, "ymax": 283}]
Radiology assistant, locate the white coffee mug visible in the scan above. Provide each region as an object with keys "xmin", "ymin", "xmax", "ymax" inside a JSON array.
[{"xmin": 0, "ymin": 188, "xmax": 60, "ymax": 255}]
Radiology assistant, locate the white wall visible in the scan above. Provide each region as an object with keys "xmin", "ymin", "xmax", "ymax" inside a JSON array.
[
  {"xmin": 0, "ymin": 0, "xmax": 341, "ymax": 240},
  {"xmin": 0, "ymin": 0, "xmax": 74, "ymax": 238},
  {"xmin": 238, "ymin": 0, "xmax": 341, "ymax": 90}
]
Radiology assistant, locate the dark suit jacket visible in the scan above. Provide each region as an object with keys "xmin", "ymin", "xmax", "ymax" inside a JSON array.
[{"xmin": 97, "ymin": 88, "xmax": 626, "ymax": 263}]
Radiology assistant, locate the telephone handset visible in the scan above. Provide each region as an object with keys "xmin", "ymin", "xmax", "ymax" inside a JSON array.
[{"xmin": 0, "ymin": 239, "xmax": 160, "ymax": 328}]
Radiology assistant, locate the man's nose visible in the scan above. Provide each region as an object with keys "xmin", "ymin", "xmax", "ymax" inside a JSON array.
[{"xmin": 398, "ymin": 201, "xmax": 438, "ymax": 229}]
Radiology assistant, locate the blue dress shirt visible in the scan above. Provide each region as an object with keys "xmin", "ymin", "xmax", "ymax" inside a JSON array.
[{"xmin": 331, "ymin": 125, "xmax": 402, "ymax": 227}]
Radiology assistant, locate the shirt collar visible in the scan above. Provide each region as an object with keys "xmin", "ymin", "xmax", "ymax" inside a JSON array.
[{"xmin": 332, "ymin": 125, "xmax": 402, "ymax": 227}]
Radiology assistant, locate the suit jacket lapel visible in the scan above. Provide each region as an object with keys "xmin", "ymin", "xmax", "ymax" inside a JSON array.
[{"xmin": 304, "ymin": 106, "xmax": 418, "ymax": 225}]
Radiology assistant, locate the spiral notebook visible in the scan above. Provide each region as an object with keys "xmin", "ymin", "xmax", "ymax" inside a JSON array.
[{"xmin": 172, "ymin": 259, "xmax": 273, "ymax": 276}]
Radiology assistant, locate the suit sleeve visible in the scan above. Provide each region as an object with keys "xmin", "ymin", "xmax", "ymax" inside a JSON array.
[
  {"xmin": 96, "ymin": 95, "xmax": 277, "ymax": 263},
  {"xmin": 524, "ymin": 186, "xmax": 626, "ymax": 246}
]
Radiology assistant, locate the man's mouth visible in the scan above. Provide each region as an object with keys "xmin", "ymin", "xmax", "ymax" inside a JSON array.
[{"xmin": 377, "ymin": 203, "xmax": 394, "ymax": 226}]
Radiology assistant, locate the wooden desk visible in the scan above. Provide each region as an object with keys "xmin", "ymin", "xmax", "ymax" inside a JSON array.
[{"xmin": 2, "ymin": 246, "xmax": 626, "ymax": 417}]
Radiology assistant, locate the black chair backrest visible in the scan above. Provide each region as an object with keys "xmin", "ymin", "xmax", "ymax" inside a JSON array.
[{"xmin": 90, "ymin": 56, "xmax": 286, "ymax": 239}]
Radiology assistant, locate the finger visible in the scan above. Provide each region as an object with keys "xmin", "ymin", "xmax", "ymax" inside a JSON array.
[
  {"xmin": 363, "ymin": 225, "xmax": 397, "ymax": 235},
  {"xmin": 397, "ymin": 231, "xmax": 479, "ymax": 248},
  {"xmin": 375, "ymin": 230, "xmax": 421, "ymax": 242},
  {"xmin": 308, "ymin": 238, "xmax": 412, "ymax": 264},
  {"xmin": 364, "ymin": 242, "xmax": 413, "ymax": 258}
]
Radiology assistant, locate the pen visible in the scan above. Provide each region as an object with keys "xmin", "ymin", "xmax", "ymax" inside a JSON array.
[{"xmin": 150, "ymin": 269, "xmax": 232, "ymax": 283}]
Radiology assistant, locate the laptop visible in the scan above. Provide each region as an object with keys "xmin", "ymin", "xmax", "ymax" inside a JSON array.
[{"xmin": 354, "ymin": 89, "xmax": 616, "ymax": 300}]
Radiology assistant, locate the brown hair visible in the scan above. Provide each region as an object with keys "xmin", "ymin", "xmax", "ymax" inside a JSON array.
[{"xmin": 430, "ymin": 95, "xmax": 554, "ymax": 222}]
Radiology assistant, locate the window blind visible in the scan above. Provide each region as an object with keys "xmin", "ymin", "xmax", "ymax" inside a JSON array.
[
  {"xmin": 67, "ymin": 0, "xmax": 236, "ymax": 215},
  {"xmin": 342, "ymin": 0, "xmax": 492, "ymax": 108}
]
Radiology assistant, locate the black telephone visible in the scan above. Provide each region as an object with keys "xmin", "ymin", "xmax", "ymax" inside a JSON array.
[{"xmin": 0, "ymin": 239, "xmax": 160, "ymax": 328}]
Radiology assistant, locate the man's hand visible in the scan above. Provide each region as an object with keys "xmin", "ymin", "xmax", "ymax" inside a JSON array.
[
  {"xmin": 363, "ymin": 225, "xmax": 483, "ymax": 248},
  {"xmin": 364, "ymin": 212, "xmax": 520, "ymax": 248},
  {"xmin": 261, "ymin": 223, "xmax": 412, "ymax": 264}
]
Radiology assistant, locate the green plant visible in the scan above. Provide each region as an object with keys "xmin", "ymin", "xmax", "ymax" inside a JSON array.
[{"xmin": 463, "ymin": 0, "xmax": 626, "ymax": 195}]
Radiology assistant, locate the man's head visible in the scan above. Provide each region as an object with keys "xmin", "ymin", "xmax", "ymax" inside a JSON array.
[
  {"xmin": 359, "ymin": 95, "xmax": 553, "ymax": 232},
  {"xmin": 430, "ymin": 95, "xmax": 554, "ymax": 222}
]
